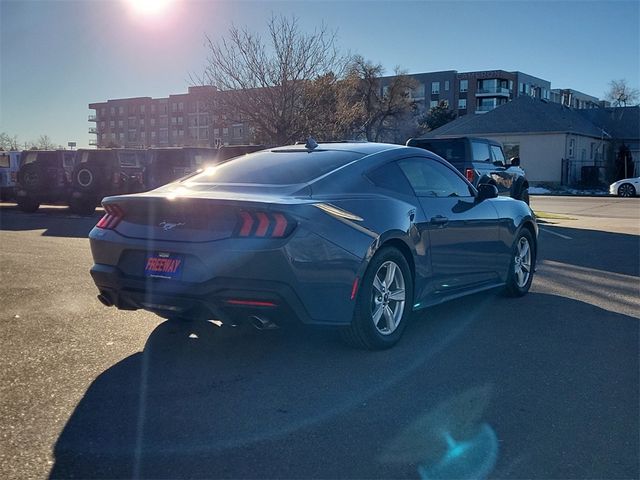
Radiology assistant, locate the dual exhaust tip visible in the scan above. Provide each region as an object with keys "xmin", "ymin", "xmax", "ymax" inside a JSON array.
[{"xmin": 97, "ymin": 294, "xmax": 279, "ymax": 331}]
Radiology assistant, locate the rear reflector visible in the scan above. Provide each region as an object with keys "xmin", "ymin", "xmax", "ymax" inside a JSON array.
[
  {"xmin": 96, "ymin": 203, "xmax": 124, "ymax": 230},
  {"xmin": 235, "ymin": 210, "xmax": 296, "ymax": 238},
  {"xmin": 465, "ymin": 168, "xmax": 475, "ymax": 183},
  {"xmin": 226, "ymin": 299, "xmax": 277, "ymax": 308}
]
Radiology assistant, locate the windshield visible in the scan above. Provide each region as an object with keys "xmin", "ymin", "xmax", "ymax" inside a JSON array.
[{"xmin": 187, "ymin": 149, "xmax": 362, "ymax": 185}]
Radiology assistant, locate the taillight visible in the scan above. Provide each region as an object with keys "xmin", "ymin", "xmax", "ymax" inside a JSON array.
[
  {"xmin": 235, "ymin": 210, "xmax": 296, "ymax": 238},
  {"xmin": 96, "ymin": 204, "xmax": 124, "ymax": 230},
  {"xmin": 465, "ymin": 168, "xmax": 475, "ymax": 183},
  {"xmin": 10, "ymin": 172, "xmax": 17, "ymax": 183}
]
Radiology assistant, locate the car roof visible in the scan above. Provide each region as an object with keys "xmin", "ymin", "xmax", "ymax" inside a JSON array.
[{"xmin": 270, "ymin": 142, "xmax": 406, "ymax": 156}]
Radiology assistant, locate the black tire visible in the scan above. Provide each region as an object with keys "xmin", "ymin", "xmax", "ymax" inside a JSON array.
[
  {"xmin": 341, "ymin": 247, "xmax": 413, "ymax": 350},
  {"xmin": 17, "ymin": 163, "xmax": 44, "ymax": 192},
  {"xmin": 17, "ymin": 196, "xmax": 40, "ymax": 213},
  {"xmin": 68, "ymin": 197, "xmax": 97, "ymax": 215},
  {"xmin": 618, "ymin": 183, "xmax": 636, "ymax": 197},
  {"xmin": 504, "ymin": 228, "xmax": 535, "ymax": 297}
]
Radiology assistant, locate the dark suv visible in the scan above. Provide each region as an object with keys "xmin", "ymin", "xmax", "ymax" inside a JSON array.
[
  {"xmin": 15, "ymin": 150, "xmax": 77, "ymax": 212},
  {"xmin": 69, "ymin": 149, "xmax": 147, "ymax": 214},
  {"xmin": 406, "ymin": 136, "xmax": 529, "ymax": 204}
]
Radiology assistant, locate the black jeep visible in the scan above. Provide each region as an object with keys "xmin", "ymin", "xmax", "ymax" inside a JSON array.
[
  {"xmin": 144, "ymin": 145, "xmax": 266, "ymax": 189},
  {"xmin": 15, "ymin": 150, "xmax": 77, "ymax": 213},
  {"xmin": 406, "ymin": 136, "xmax": 530, "ymax": 204},
  {"xmin": 69, "ymin": 149, "xmax": 147, "ymax": 214}
]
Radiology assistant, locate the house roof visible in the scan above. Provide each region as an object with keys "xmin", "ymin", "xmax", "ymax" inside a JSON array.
[
  {"xmin": 577, "ymin": 106, "xmax": 640, "ymax": 140},
  {"xmin": 422, "ymin": 96, "xmax": 608, "ymax": 138}
]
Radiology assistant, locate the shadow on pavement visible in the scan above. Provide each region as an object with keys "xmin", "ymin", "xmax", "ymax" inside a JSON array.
[
  {"xmin": 0, "ymin": 203, "xmax": 100, "ymax": 238},
  {"xmin": 50, "ymin": 292, "xmax": 638, "ymax": 479},
  {"xmin": 538, "ymin": 224, "xmax": 639, "ymax": 277}
]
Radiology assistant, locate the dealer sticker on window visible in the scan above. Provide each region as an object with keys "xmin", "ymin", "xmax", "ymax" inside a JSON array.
[{"xmin": 144, "ymin": 252, "xmax": 185, "ymax": 279}]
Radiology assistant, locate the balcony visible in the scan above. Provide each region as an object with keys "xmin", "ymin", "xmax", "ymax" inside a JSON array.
[
  {"xmin": 476, "ymin": 105, "xmax": 496, "ymax": 113},
  {"xmin": 88, "ymin": 127, "xmax": 98, "ymax": 134},
  {"xmin": 476, "ymin": 87, "xmax": 510, "ymax": 97},
  {"xmin": 88, "ymin": 114, "xmax": 97, "ymax": 121}
]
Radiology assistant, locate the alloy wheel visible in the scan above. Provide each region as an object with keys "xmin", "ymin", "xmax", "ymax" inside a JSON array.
[
  {"xmin": 514, "ymin": 236, "xmax": 532, "ymax": 288},
  {"xmin": 618, "ymin": 184, "xmax": 635, "ymax": 197},
  {"xmin": 371, "ymin": 260, "xmax": 406, "ymax": 335}
]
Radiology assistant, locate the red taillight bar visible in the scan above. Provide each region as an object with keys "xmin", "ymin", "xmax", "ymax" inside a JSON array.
[
  {"xmin": 226, "ymin": 299, "xmax": 277, "ymax": 307},
  {"xmin": 465, "ymin": 168, "xmax": 475, "ymax": 183},
  {"xmin": 96, "ymin": 203, "xmax": 124, "ymax": 230},
  {"xmin": 236, "ymin": 210, "xmax": 295, "ymax": 238}
]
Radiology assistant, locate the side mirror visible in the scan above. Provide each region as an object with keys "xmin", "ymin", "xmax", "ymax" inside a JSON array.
[
  {"xmin": 510, "ymin": 156, "xmax": 520, "ymax": 167},
  {"xmin": 477, "ymin": 183, "xmax": 498, "ymax": 201}
]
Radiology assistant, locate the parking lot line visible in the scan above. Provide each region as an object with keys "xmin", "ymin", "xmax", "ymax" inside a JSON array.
[{"xmin": 539, "ymin": 227, "xmax": 573, "ymax": 240}]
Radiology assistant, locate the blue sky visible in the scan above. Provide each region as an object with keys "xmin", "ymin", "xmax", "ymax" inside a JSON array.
[{"xmin": 1, "ymin": 0, "xmax": 639, "ymax": 148}]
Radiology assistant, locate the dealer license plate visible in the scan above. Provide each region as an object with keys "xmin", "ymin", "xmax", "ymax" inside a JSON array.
[{"xmin": 144, "ymin": 252, "xmax": 185, "ymax": 280}]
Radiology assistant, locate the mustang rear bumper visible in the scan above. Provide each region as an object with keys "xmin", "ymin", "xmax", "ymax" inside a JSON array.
[{"xmin": 91, "ymin": 264, "xmax": 335, "ymax": 326}]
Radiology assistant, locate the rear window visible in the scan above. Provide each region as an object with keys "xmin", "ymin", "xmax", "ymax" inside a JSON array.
[
  {"xmin": 0, "ymin": 154, "xmax": 9, "ymax": 168},
  {"xmin": 188, "ymin": 150, "xmax": 362, "ymax": 185},
  {"xmin": 471, "ymin": 141, "xmax": 491, "ymax": 162},
  {"xmin": 416, "ymin": 140, "xmax": 466, "ymax": 164}
]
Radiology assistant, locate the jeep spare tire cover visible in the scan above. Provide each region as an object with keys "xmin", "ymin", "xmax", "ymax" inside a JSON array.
[{"xmin": 72, "ymin": 164, "xmax": 107, "ymax": 192}]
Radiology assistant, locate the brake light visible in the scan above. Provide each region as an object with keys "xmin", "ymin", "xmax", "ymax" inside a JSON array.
[
  {"xmin": 465, "ymin": 168, "xmax": 475, "ymax": 183},
  {"xmin": 96, "ymin": 204, "xmax": 124, "ymax": 230},
  {"xmin": 235, "ymin": 210, "xmax": 296, "ymax": 238}
]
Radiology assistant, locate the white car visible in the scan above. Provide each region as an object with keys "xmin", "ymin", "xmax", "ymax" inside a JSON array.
[{"xmin": 609, "ymin": 177, "xmax": 640, "ymax": 197}]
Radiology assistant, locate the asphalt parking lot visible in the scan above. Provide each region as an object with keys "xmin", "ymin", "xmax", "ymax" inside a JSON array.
[{"xmin": 1, "ymin": 196, "xmax": 638, "ymax": 479}]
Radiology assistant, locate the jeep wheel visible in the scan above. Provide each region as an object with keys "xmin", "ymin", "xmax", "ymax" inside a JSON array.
[
  {"xmin": 68, "ymin": 197, "xmax": 97, "ymax": 215},
  {"xmin": 17, "ymin": 197, "xmax": 40, "ymax": 213},
  {"xmin": 17, "ymin": 164, "xmax": 43, "ymax": 192}
]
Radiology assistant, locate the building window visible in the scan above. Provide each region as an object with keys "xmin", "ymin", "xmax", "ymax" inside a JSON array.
[
  {"xmin": 444, "ymin": 80, "xmax": 450, "ymax": 91},
  {"xmin": 140, "ymin": 105, "xmax": 145, "ymax": 114},
  {"xmin": 431, "ymin": 82, "xmax": 440, "ymax": 94},
  {"xmin": 128, "ymin": 131, "xmax": 136, "ymax": 141},
  {"xmin": 118, "ymin": 106, "xmax": 124, "ymax": 115},
  {"xmin": 460, "ymin": 80, "xmax": 468, "ymax": 92},
  {"xmin": 172, "ymin": 103, "xmax": 178, "ymax": 113},
  {"xmin": 139, "ymin": 118, "xmax": 145, "ymax": 127},
  {"xmin": 223, "ymin": 127, "xmax": 229, "ymax": 135},
  {"xmin": 151, "ymin": 131, "xmax": 157, "ymax": 139},
  {"xmin": 178, "ymin": 102, "xmax": 184, "ymax": 112},
  {"xmin": 430, "ymin": 100, "xmax": 438, "ymax": 108},
  {"xmin": 119, "ymin": 133, "xmax": 124, "ymax": 141},
  {"xmin": 150, "ymin": 118, "xmax": 156, "ymax": 126},
  {"xmin": 128, "ymin": 117, "xmax": 136, "ymax": 127},
  {"xmin": 151, "ymin": 104, "xmax": 156, "ymax": 114},
  {"xmin": 118, "ymin": 120, "xmax": 124, "ymax": 128},
  {"xmin": 177, "ymin": 116, "xmax": 183, "ymax": 125},
  {"xmin": 458, "ymin": 99, "xmax": 467, "ymax": 109},
  {"xmin": 568, "ymin": 138, "xmax": 575, "ymax": 157},
  {"xmin": 110, "ymin": 107, "xmax": 115, "ymax": 115}
]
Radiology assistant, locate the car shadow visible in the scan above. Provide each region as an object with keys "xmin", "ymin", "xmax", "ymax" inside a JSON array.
[
  {"xmin": 0, "ymin": 203, "xmax": 100, "ymax": 238},
  {"xmin": 50, "ymin": 292, "xmax": 638, "ymax": 479}
]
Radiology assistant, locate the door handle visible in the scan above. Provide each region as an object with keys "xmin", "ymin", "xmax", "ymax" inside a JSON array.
[{"xmin": 430, "ymin": 215, "xmax": 449, "ymax": 226}]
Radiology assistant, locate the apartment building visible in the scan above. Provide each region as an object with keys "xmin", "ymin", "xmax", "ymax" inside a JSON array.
[
  {"xmin": 382, "ymin": 69, "xmax": 552, "ymax": 117},
  {"xmin": 89, "ymin": 86, "xmax": 251, "ymax": 148},
  {"xmin": 550, "ymin": 88, "xmax": 607, "ymax": 109}
]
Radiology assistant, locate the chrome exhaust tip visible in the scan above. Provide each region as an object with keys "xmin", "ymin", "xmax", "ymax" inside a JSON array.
[{"xmin": 249, "ymin": 315, "xmax": 279, "ymax": 330}]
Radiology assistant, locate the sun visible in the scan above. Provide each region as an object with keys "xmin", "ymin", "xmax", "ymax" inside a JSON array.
[{"xmin": 128, "ymin": 0, "xmax": 174, "ymax": 16}]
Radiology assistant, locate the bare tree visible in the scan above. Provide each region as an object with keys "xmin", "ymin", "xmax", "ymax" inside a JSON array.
[
  {"xmin": 201, "ymin": 14, "xmax": 344, "ymax": 145},
  {"xmin": 605, "ymin": 79, "xmax": 640, "ymax": 107},
  {"xmin": 339, "ymin": 56, "xmax": 417, "ymax": 142},
  {"xmin": 0, "ymin": 132, "xmax": 21, "ymax": 150}
]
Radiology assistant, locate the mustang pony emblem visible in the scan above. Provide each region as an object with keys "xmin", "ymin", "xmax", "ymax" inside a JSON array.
[{"xmin": 159, "ymin": 221, "xmax": 186, "ymax": 231}]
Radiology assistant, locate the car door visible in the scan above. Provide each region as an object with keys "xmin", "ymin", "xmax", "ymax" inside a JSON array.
[
  {"xmin": 488, "ymin": 143, "xmax": 519, "ymax": 193},
  {"xmin": 397, "ymin": 156, "xmax": 502, "ymax": 297}
]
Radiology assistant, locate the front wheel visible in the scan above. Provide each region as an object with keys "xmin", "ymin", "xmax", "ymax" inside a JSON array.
[
  {"xmin": 504, "ymin": 229, "xmax": 535, "ymax": 297},
  {"xmin": 17, "ymin": 197, "xmax": 40, "ymax": 213},
  {"xmin": 341, "ymin": 247, "xmax": 413, "ymax": 350},
  {"xmin": 618, "ymin": 183, "xmax": 636, "ymax": 197}
]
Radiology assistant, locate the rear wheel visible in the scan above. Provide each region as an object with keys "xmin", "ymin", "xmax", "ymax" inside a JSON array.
[
  {"xmin": 68, "ymin": 197, "xmax": 97, "ymax": 215},
  {"xmin": 505, "ymin": 229, "xmax": 535, "ymax": 297},
  {"xmin": 618, "ymin": 183, "xmax": 636, "ymax": 197},
  {"xmin": 341, "ymin": 247, "xmax": 413, "ymax": 350},
  {"xmin": 17, "ymin": 197, "xmax": 40, "ymax": 213}
]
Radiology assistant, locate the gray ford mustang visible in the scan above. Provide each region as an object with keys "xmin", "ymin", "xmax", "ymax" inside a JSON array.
[{"xmin": 89, "ymin": 141, "xmax": 537, "ymax": 349}]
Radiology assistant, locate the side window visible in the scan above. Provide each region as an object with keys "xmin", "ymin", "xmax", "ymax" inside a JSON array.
[
  {"xmin": 0, "ymin": 154, "xmax": 10, "ymax": 168},
  {"xmin": 471, "ymin": 141, "xmax": 491, "ymax": 162},
  {"xmin": 490, "ymin": 145, "xmax": 505, "ymax": 163},
  {"xmin": 398, "ymin": 158, "xmax": 473, "ymax": 198},
  {"xmin": 366, "ymin": 162, "xmax": 415, "ymax": 197}
]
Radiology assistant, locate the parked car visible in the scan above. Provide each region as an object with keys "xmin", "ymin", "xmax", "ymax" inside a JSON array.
[
  {"xmin": 215, "ymin": 144, "xmax": 266, "ymax": 161},
  {"xmin": 406, "ymin": 136, "xmax": 530, "ymax": 204},
  {"xmin": 0, "ymin": 151, "xmax": 21, "ymax": 200},
  {"xmin": 15, "ymin": 150, "xmax": 77, "ymax": 212},
  {"xmin": 69, "ymin": 149, "xmax": 147, "ymax": 214},
  {"xmin": 609, "ymin": 176, "xmax": 640, "ymax": 197},
  {"xmin": 88, "ymin": 141, "xmax": 537, "ymax": 350}
]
